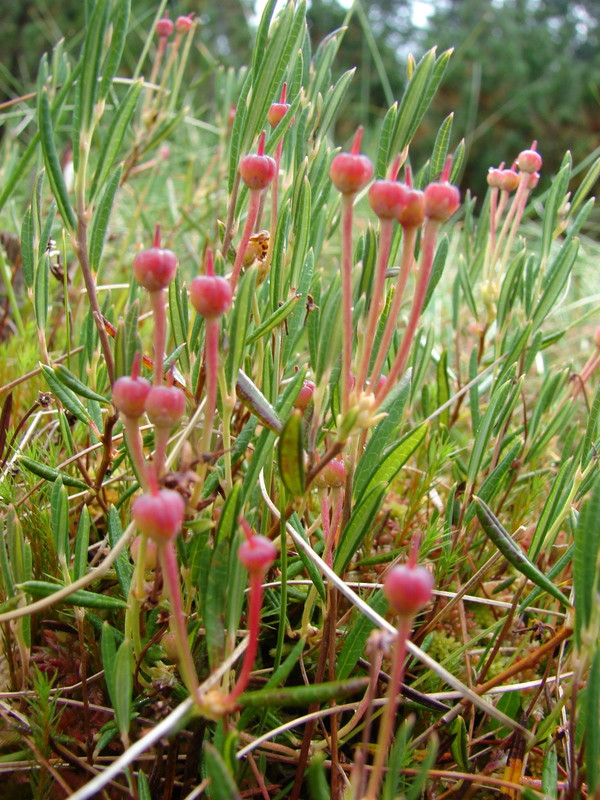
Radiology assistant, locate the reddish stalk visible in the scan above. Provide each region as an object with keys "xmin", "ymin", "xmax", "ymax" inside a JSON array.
[
  {"xmin": 231, "ymin": 190, "xmax": 262, "ymax": 292},
  {"xmin": 160, "ymin": 540, "xmax": 200, "ymax": 700},
  {"xmin": 150, "ymin": 288, "xmax": 167, "ymax": 386},
  {"xmin": 376, "ymin": 218, "xmax": 440, "ymax": 405},
  {"xmin": 226, "ymin": 570, "xmax": 265, "ymax": 704},
  {"xmin": 356, "ymin": 216, "xmax": 395, "ymax": 393},
  {"xmin": 122, "ymin": 416, "xmax": 149, "ymax": 491},
  {"xmin": 369, "ymin": 224, "xmax": 418, "ymax": 389},
  {"xmin": 340, "ymin": 193, "xmax": 356, "ymax": 416}
]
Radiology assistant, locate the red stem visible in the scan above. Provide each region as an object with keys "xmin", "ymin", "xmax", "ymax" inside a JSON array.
[
  {"xmin": 226, "ymin": 571, "xmax": 264, "ymax": 703},
  {"xmin": 122, "ymin": 416, "xmax": 148, "ymax": 491},
  {"xmin": 376, "ymin": 219, "xmax": 440, "ymax": 405},
  {"xmin": 150, "ymin": 289, "xmax": 167, "ymax": 386},
  {"xmin": 357, "ymin": 217, "xmax": 395, "ymax": 392},
  {"xmin": 369, "ymin": 225, "xmax": 418, "ymax": 390},
  {"xmin": 340, "ymin": 193, "xmax": 355, "ymax": 415},
  {"xmin": 231, "ymin": 190, "xmax": 262, "ymax": 292},
  {"xmin": 200, "ymin": 318, "xmax": 219, "ymax": 455}
]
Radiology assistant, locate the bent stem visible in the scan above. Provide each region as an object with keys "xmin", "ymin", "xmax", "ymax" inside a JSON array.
[
  {"xmin": 231, "ymin": 189, "xmax": 262, "ymax": 292},
  {"xmin": 356, "ymin": 217, "xmax": 394, "ymax": 393},
  {"xmin": 369, "ymin": 224, "xmax": 418, "ymax": 389},
  {"xmin": 376, "ymin": 219, "xmax": 440, "ymax": 405},
  {"xmin": 340, "ymin": 193, "xmax": 356, "ymax": 416},
  {"xmin": 226, "ymin": 571, "xmax": 265, "ymax": 704},
  {"xmin": 160, "ymin": 540, "xmax": 201, "ymax": 702},
  {"xmin": 150, "ymin": 288, "xmax": 167, "ymax": 386},
  {"xmin": 364, "ymin": 618, "xmax": 411, "ymax": 800},
  {"xmin": 122, "ymin": 415, "xmax": 149, "ymax": 491}
]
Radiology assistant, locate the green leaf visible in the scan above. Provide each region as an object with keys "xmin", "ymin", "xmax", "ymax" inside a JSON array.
[
  {"xmin": 278, "ymin": 411, "xmax": 305, "ymax": 496},
  {"xmin": 34, "ymin": 254, "xmax": 49, "ymax": 331},
  {"xmin": 540, "ymin": 155, "xmax": 571, "ymax": 264},
  {"xmin": 337, "ymin": 590, "xmax": 388, "ymax": 679},
  {"xmin": 239, "ymin": 677, "xmax": 368, "ymax": 707},
  {"xmin": 334, "ymin": 484, "xmax": 387, "ymax": 575},
  {"xmin": 450, "ymin": 716, "xmax": 469, "ymax": 771},
  {"xmin": 20, "ymin": 207, "xmax": 34, "ymax": 288},
  {"xmin": 586, "ymin": 650, "xmax": 600, "ymax": 795},
  {"xmin": 91, "ymin": 79, "xmax": 142, "ymax": 197},
  {"xmin": 463, "ymin": 437, "xmax": 523, "ymax": 526},
  {"xmin": 101, "ymin": 622, "xmax": 117, "ymax": 703},
  {"xmin": 113, "ymin": 638, "xmax": 133, "ymax": 743},
  {"xmin": 436, "ymin": 350, "xmax": 450, "ymax": 427},
  {"xmin": 38, "ymin": 89, "xmax": 76, "ymax": 230},
  {"xmin": 203, "ymin": 743, "xmax": 241, "ymax": 800},
  {"xmin": 542, "ymin": 745, "xmax": 558, "ymax": 800},
  {"xmin": 573, "ymin": 479, "xmax": 600, "ymax": 645},
  {"xmin": 20, "ymin": 581, "xmax": 127, "ymax": 609},
  {"xmin": 376, "ymin": 103, "xmax": 398, "ymax": 179},
  {"xmin": 41, "ymin": 364, "xmax": 94, "ymax": 427},
  {"xmin": 107, "ymin": 506, "xmax": 132, "ymax": 598},
  {"xmin": 51, "ymin": 478, "xmax": 70, "ymax": 564},
  {"xmin": 75, "ymin": 0, "xmax": 110, "ymax": 133},
  {"xmin": 19, "ymin": 456, "xmax": 89, "ymax": 490},
  {"xmin": 429, "ymin": 112, "xmax": 454, "ymax": 181},
  {"xmin": 99, "ymin": 0, "xmax": 131, "ymax": 102},
  {"xmin": 73, "ymin": 506, "xmax": 91, "ymax": 582},
  {"xmin": 314, "ymin": 68, "xmax": 356, "ymax": 141},
  {"xmin": 422, "ymin": 234, "xmax": 449, "ymax": 312},
  {"xmin": 391, "ymin": 48, "xmax": 436, "ymax": 153},
  {"xmin": 473, "ymin": 497, "xmax": 571, "ymax": 607},
  {"xmin": 54, "ymin": 364, "xmax": 108, "ymax": 404},
  {"xmin": 466, "ymin": 379, "xmax": 513, "ymax": 488},
  {"xmin": 236, "ymin": 370, "xmax": 283, "ymax": 433},
  {"xmin": 570, "ymin": 155, "xmax": 600, "ymax": 218},
  {"xmin": 205, "ymin": 538, "xmax": 229, "ymax": 669},
  {"xmin": 362, "ymin": 423, "xmax": 428, "ymax": 500},
  {"xmin": 246, "ymin": 292, "xmax": 300, "ymax": 344},
  {"xmin": 89, "ymin": 164, "xmax": 123, "ymax": 273},
  {"xmin": 226, "ymin": 268, "xmax": 257, "ymax": 391},
  {"xmin": 531, "ymin": 239, "xmax": 578, "ymax": 331},
  {"xmin": 354, "ymin": 371, "xmax": 411, "ymax": 499}
]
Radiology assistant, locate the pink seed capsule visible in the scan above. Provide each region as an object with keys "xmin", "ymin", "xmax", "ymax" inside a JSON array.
[
  {"xmin": 330, "ymin": 126, "xmax": 373, "ymax": 195},
  {"xmin": 130, "ymin": 535, "xmax": 158, "ymax": 570},
  {"xmin": 238, "ymin": 534, "xmax": 277, "ymax": 574},
  {"xmin": 397, "ymin": 187, "xmax": 426, "ymax": 228},
  {"xmin": 132, "ymin": 489, "xmax": 186, "ymax": 543},
  {"xmin": 294, "ymin": 380, "xmax": 316, "ymax": 412},
  {"xmin": 239, "ymin": 132, "xmax": 276, "ymax": 190},
  {"xmin": 112, "ymin": 374, "xmax": 152, "ymax": 419},
  {"xmin": 368, "ymin": 180, "xmax": 408, "ymax": 219},
  {"xmin": 175, "ymin": 14, "xmax": 194, "ymax": 33},
  {"xmin": 314, "ymin": 457, "xmax": 346, "ymax": 490},
  {"xmin": 133, "ymin": 227, "xmax": 177, "ymax": 292},
  {"xmin": 516, "ymin": 143, "xmax": 542, "ymax": 174},
  {"xmin": 424, "ymin": 181, "xmax": 460, "ymax": 222},
  {"xmin": 384, "ymin": 563, "xmax": 434, "ymax": 618},
  {"xmin": 499, "ymin": 168, "xmax": 519, "ymax": 193},
  {"xmin": 268, "ymin": 102, "xmax": 291, "ymax": 128},
  {"xmin": 190, "ymin": 274, "xmax": 232, "ymax": 318},
  {"xmin": 156, "ymin": 16, "xmax": 174, "ymax": 38},
  {"xmin": 487, "ymin": 167, "xmax": 503, "ymax": 189},
  {"xmin": 145, "ymin": 385, "xmax": 186, "ymax": 428}
]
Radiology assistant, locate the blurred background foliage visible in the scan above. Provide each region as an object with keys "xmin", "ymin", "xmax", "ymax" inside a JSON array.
[{"xmin": 1, "ymin": 0, "xmax": 599, "ymax": 211}]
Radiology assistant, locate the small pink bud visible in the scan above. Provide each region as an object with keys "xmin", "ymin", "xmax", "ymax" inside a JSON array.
[
  {"xmin": 397, "ymin": 187, "xmax": 426, "ymax": 228},
  {"xmin": 424, "ymin": 181, "xmax": 460, "ymax": 222},
  {"xmin": 145, "ymin": 385, "xmax": 186, "ymax": 428},
  {"xmin": 133, "ymin": 226, "xmax": 177, "ymax": 292},
  {"xmin": 384, "ymin": 563, "xmax": 434, "ymax": 618},
  {"xmin": 268, "ymin": 89, "xmax": 291, "ymax": 128},
  {"xmin": 368, "ymin": 180, "xmax": 407, "ymax": 219},
  {"xmin": 330, "ymin": 127, "xmax": 373, "ymax": 195},
  {"xmin": 315, "ymin": 457, "xmax": 346, "ymax": 490},
  {"xmin": 486, "ymin": 167, "xmax": 503, "ymax": 189},
  {"xmin": 525, "ymin": 171, "xmax": 540, "ymax": 190},
  {"xmin": 131, "ymin": 535, "xmax": 158, "ymax": 570},
  {"xmin": 132, "ymin": 489, "xmax": 185, "ymax": 543},
  {"xmin": 239, "ymin": 132, "xmax": 276, "ymax": 190},
  {"xmin": 294, "ymin": 379, "xmax": 316, "ymax": 412},
  {"xmin": 156, "ymin": 15, "xmax": 174, "ymax": 38},
  {"xmin": 175, "ymin": 14, "xmax": 194, "ymax": 33},
  {"xmin": 516, "ymin": 143, "xmax": 542, "ymax": 174},
  {"xmin": 112, "ymin": 374, "xmax": 152, "ymax": 418},
  {"xmin": 190, "ymin": 275, "xmax": 232, "ymax": 318},
  {"xmin": 499, "ymin": 168, "xmax": 519, "ymax": 193},
  {"xmin": 367, "ymin": 375, "xmax": 386, "ymax": 394},
  {"xmin": 238, "ymin": 534, "xmax": 277, "ymax": 574}
]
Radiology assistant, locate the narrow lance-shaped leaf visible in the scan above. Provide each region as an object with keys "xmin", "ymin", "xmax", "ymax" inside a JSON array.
[
  {"xmin": 89, "ymin": 164, "xmax": 123, "ymax": 273},
  {"xmin": 278, "ymin": 410, "xmax": 305, "ymax": 496},
  {"xmin": 474, "ymin": 497, "xmax": 571, "ymax": 607},
  {"xmin": 38, "ymin": 89, "xmax": 76, "ymax": 230}
]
